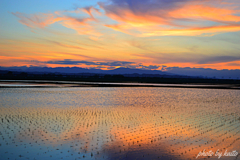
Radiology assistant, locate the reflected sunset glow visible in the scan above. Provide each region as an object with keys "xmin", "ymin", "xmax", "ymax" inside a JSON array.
[{"xmin": 0, "ymin": 87, "xmax": 239, "ymax": 159}]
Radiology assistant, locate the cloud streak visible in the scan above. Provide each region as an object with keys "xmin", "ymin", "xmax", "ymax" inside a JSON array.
[
  {"xmin": 44, "ymin": 39, "xmax": 87, "ymax": 50},
  {"xmin": 24, "ymin": 59, "xmax": 161, "ymax": 70},
  {"xmin": 12, "ymin": 12, "xmax": 57, "ymax": 28},
  {"xmin": 165, "ymin": 66, "xmax": 240, "ymax": 79},
  {"xmin": 12, "ymin": 6, "xmax": 101, "ymax": 37},
  {"xmin": 101, "ymin": 0, "xmax": 240, "ymax": 36},
  {"xmin": 12, "ymin": 0, "xmax": 240, "ymax": 37},
  {"xmin": 197, "ymin": 55, "xmax": 240, "ymax": 64}
]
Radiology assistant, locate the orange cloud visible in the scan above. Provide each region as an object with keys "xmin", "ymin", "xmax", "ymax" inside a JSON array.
[
  {"xmin": 141, "ymin": 25, "xmax": 240, "ymax": 37},
  {"xmin": 12, "ymin": 12, "xmax": 59, "ymax": 28},
  {"xmin": 102, "ymin": 1, "xmax": 240, "ymax": 37},
  {"xmin": 105, "ymin": 9, "xmax": 167, "ymax": 27},
  {"xmin": 82, "ymin": 6, "xmax": 101, "ymax": 19},
  {"xmin": 12, "ymin": 8, "xmax": 102, "ymax": 38},
  {"xmin": 169, "ymin": 4, "xmax": 240, "ymax": 23},
  {"xmin": 12, "ymin": 1, "xmax": 240, "ymax": 38}
]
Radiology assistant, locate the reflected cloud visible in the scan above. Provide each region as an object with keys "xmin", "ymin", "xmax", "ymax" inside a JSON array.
[{"xmin": 1, "ymin": 88, "xmax": 240, "ymax": 159}]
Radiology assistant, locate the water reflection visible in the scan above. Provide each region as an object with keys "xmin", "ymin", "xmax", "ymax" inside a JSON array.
[{"xmin": 0, "ymin": 88, "xmax": 240, "ymax": 160}]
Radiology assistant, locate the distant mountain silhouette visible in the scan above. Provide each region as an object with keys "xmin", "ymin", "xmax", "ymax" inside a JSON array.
[
  {"xmin": 2, "ymin": 66, "xmax": 240, "ymax": 84},
  {"xmin": 1, "ymin": 66, "xmax": 239, "ymax": 79},
  {"xmin": 0, "ymin": 66, "xmax": 173, "ymax": 75},
  {"xmin": 105, "ymin": 68, "xmax": 173, "ymax": 75}
]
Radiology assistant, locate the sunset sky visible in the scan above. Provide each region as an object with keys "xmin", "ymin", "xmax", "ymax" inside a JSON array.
[{"xmin": 1, "ymin": 0, "xmax": 240, "ymax": 72}]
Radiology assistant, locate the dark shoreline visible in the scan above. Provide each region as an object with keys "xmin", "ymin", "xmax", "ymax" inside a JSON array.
[{"xmin": 0, "ymin": 80, "xmax": 239, "ymax": 90}]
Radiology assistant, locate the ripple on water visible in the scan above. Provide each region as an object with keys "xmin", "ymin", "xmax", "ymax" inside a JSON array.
[{"xmin": 0, "ymin": 87, "xmax": 240, "ymax": 160}]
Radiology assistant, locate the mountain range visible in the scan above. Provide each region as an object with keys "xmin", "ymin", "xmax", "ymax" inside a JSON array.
[{"xmin": 0, "ymin": 66, "xmax": 174, "ymax": 76}]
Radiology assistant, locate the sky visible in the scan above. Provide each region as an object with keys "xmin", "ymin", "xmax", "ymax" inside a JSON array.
[{"xmin": 1, "ymin": 0, "xmax": 240, "ymax": 74}]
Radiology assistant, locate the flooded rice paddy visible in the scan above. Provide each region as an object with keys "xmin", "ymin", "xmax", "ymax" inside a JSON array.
[{"xmin": 0, "ymin": 87, "xmax": 240, "ymax": 160}]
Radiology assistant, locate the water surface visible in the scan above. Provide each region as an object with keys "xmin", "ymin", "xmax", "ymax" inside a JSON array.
[{"xmin": 0, "ymin": 87, "xmax": 240, "ymax": 160}]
